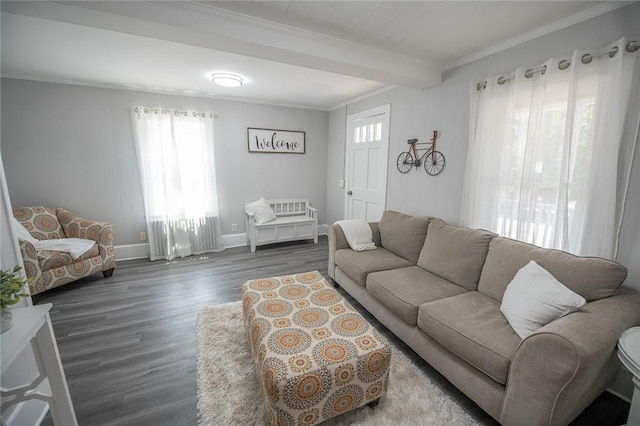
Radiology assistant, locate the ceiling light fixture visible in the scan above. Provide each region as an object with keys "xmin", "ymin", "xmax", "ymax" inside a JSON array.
[{"xmin": 211, "ymin": 73, "xmax": 243, "ymax": 88}]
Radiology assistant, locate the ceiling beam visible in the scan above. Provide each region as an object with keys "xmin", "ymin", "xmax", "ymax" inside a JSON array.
[{"xmin": 1, "ymin": 1, "xmax": 442, "ymax": 90}]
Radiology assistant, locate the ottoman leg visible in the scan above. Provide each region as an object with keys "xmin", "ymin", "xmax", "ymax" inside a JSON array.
[{"xmin": 368, "ymin": 398, "xmax": 380, "ymax": 409}]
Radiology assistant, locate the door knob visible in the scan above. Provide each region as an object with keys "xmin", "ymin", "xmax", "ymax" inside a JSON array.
[{"xmin": 347, "ymin": 190, "xmax": 353, "ymax": 196}]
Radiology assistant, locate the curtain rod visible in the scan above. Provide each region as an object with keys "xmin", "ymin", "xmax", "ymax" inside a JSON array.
[
  {"xmin": 476, "ymin": 40, "xmax": 639, "ymax": 91},
  {"xmin": 133, "ymin": 106, "xmax": 217, "ymax": 118}
]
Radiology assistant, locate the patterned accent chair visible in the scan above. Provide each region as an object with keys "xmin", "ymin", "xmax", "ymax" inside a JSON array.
[{"xmin": 12, "ymin": 207, "xmax": 116, "ymax": 295}]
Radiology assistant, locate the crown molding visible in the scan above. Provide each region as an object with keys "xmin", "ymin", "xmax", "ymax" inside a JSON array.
[
  {"xmin": 443, "ymin": 1, "xmax": 633, "ymax": 71},
  {"xmin": 0, "ymin": 75, "xmax": 331, "ymax": 112}
]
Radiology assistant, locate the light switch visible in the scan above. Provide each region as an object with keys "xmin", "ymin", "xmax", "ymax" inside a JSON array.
[{"xmin": 338, "ymin": 179, "xmax": 345, "ymax": 188}]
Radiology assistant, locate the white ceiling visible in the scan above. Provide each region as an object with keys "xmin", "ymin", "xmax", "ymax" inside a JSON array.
[{"xmin": 0, "ymin": 1, "xmax": 622, "ymax": 110}]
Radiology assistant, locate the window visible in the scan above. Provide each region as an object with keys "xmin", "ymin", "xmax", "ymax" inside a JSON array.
[
  {"xmin": 354, "ymin": 122, "xmax": 382, "ymax": 143},
  {"xmin": 130, "ymin": 107, "xmax": 224, "ymax": 260},
  {"xmin": 461, "ymin": 38, "xmax": 638, "ymax": 259}
]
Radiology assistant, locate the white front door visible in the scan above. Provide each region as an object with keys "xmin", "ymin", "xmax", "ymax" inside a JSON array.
[{"xmin": 344, "ymin": 105, "xmax": 390, "ymax": 222}]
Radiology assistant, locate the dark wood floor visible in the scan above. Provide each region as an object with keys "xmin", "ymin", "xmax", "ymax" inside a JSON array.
[{"xmin": 39, "ymin": 236, "xmax": 629, "ymax": 426}]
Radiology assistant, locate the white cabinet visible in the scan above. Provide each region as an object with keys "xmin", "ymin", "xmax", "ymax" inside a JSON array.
[
  {"xmin": 1, "ymin": 304, "xmax": 77, "ymax": 426},
  {"xmin": 618, "ymin": 327, "xmax": 640, "ymax": 426}
]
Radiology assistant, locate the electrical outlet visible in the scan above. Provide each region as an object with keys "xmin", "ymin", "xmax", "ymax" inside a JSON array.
[
  {"xmin": 231, "ymin": 224, "xmax": 238, "ymax": 232},
  {"xmin": 140, "ymin": 231, "xmax": 147, "ymax": 241}
]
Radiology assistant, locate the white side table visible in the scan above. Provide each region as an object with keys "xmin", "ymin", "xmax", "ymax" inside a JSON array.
[
  {"xmin": 0, "ymin": 304, "xmax": 77, "ymax": 425},
  {"xmin": 618, "ymin": 327, "xmax": 640, "ymax": 426}
]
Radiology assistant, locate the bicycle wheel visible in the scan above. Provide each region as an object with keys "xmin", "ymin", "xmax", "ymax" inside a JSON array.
[
  {"xmin": 424, "ymin": 151, "xmax": 446, "ymax": 176},
  {"xmin": 397, "ymin": 152, "xmax": 413, "ymax": 173}
]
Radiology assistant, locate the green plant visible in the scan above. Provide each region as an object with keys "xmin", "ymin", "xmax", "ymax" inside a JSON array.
[{"xmin": 1, "ymin": 266, "xmax": 32, "ymax": 310}]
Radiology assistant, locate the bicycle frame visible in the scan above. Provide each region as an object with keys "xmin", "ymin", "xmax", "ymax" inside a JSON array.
[
  {"xmin": 408, "ymin": 130, "xmax": 438, "ymax": 166},
  {"xmin": 397, "ymin": 129, "xmax": 445, "ymax": 176}
]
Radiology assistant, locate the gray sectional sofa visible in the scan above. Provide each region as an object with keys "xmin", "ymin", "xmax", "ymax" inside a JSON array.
[{"xmin": 328, "ymin": 210, "xmax": 640, "ymax": 426}]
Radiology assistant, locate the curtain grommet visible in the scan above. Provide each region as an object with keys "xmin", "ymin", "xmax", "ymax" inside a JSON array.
[
  {"xmin": 558, "ymin": 60, "xmax": 570, "ymax": 70},
  {"xmin": 609, "ymin": 46, "xmax": 619, "ymax": 58},
  {"xmin": 524, "ymin": 69, "xmax": 534, "ymax": 79},
  {"xmin": 581, "ymin": 54, "xmax": 593, "ymax": 64}
]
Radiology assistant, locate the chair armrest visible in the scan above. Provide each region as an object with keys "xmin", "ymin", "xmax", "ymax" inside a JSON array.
[
  {"xmin": 17, "ymin": 239, "xmax": 41, "ymax": 295},
  {"xmin": 245, "ymin": 210, "xmax": 256, "ymax": 228},
  {"xmin": 57, "ymin": 208, "xmax": 115, "ymax": 272},
  {"xmin": 500, "ymin": 293, "xmax": 640, "ymax": 426}
]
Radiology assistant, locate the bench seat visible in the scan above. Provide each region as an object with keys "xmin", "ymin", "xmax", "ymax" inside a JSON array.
[{"xmin": 245, "ymin": 198, "xmax": 318, "ymax": 252}]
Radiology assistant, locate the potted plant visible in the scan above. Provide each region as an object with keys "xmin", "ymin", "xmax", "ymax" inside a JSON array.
[{"xmin": 1, "ymin": 265, "xmax": 32, "ymax": 334}]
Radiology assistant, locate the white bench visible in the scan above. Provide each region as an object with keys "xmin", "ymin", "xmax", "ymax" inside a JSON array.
[{"xmin": 245, "ymin": 198, "xmax": 318, "ymax": 252}]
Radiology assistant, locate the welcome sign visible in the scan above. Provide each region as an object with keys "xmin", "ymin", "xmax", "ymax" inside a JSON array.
[{"xmin": 247, "ymin": 128, "xmax": 305, "ymax": 154}]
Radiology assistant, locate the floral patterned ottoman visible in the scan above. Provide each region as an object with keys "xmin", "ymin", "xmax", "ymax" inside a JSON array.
[{"xmin": 241, "ymin": 271, "xmax": 391, "ymax": 426}]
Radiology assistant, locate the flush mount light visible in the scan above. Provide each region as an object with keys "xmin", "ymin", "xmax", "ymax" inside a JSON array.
[{"xmin": 211, "ymin": 73, "xmax": 243, "ymax": 88}]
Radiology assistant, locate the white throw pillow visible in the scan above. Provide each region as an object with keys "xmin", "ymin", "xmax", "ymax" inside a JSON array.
[
  {"xmin": 500, "ymin": 260, "xmax": 586, "ymax": 339},
  {"xmin": 335, "ymin": 219, "xmax": 376, "ymax": 251},
  {"xmin": 11, "ymin": 217, "xmax": 38, "ymax": 244},
  {"xmin": 245, "ymin": 197, "xmax": 277, "ymax": 224}
]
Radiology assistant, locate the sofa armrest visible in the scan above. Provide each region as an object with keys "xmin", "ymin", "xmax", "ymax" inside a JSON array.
[
  {"xmin": 17, "ymin": 239, "xmax": 41, "ymax": 295},
  {"xmin": 57, "ymin": 208, "xmax": 115, "ymax": 272},
  {"xmin": 328, "ymin": 224, "xmax": 348, "ymax": 279},
  {"xmin": 499, "ymin": 293, "xmax": 640, "ymax": 426}
]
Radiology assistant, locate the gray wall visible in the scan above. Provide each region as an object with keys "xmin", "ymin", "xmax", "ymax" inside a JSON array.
[
  {"xmin": 325, "ymin": 106, "xmax": 346, "ymax": 224},
  {"xmin": 326, "ymin": 3, "xmax": 640, "ymax": 290},
  {"xmin": 1, "ymin": 79, "xmax": 328, "ymax": 246}
]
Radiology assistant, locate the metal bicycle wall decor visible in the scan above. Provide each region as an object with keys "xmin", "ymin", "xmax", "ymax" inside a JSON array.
[{"xmin": 396, "ymin": 130, "xmax": 446, "ymax": 176}]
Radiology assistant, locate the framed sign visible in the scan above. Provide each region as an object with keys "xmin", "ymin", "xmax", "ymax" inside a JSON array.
[{"xmin": 248, "ymin": 128, "xmax": 305, "ymax": 154}]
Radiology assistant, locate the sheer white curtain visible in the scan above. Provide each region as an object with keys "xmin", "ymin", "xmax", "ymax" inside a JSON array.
[
  {"xmin": 461, "ymin": 37, "xmax": 639, "ymax": 259},
  {"xmin": 130, "ymin": 107, "xmax": 224, "ymax": 261}
]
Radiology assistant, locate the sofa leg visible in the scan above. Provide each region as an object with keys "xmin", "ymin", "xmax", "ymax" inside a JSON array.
[
  {"xmin": 330, "ymin": 279, "xmax": 340, "ymax": 289},
  {"xmin": 367, "ymin": 398, "xmax": 380, "ymax": 409},
  {"xmin": 103, "ymin": 268, "xmax": 115, "ymax": 278},
  {"xmin": 31, "ymin": 293, "xmax": 40, "ymax": 305}
]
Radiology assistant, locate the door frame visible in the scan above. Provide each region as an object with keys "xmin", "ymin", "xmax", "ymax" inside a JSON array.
[{"xmin": 343, "ymin": 104, "xmax": 391, "ymax": 221}]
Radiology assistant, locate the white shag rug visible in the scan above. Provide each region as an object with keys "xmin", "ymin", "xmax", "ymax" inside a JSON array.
[{"xmin": 196, "ymin": 301, "xmax": 480, "ymax": 426}]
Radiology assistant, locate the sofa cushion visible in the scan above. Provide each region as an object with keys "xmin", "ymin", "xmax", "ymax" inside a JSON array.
[
  {"xmin": 417, "ymin": 219, "xmax": 496, "ymax": 291},
  {"xmin": 335, "ymin": 248, "xmax": 413, "ymax": 287},
  {"xmin": 38, "ymin": 250, "xmax": 75, "ymax": 270},
  {"xmin": 478, "ymin": 237, "xmax": 627, "ymax": 302},
  {"xmin": 378, "ymin": 210, "xmax": 431, "ymax": 264},
  {"xmin": 417, "ymin": 291, "xmax": 521, "ymax": 385},
  {"xmin": 367, "ymin": 266, "xmax": 468, "ymax": 325},
  {"xmin": 37, "ymin": 244, "xmax": 100, "ymax": 271}
]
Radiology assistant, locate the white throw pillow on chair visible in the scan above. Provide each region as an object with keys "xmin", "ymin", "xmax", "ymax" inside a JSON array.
[{"xmin": 246, "ymin": 197, "xmax": 277, "ymax": 224}]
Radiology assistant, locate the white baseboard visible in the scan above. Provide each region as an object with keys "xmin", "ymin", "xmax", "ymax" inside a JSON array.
[
  {"xmin": 114, "ymin": 225, "xmax": 329, "ymax": 261},
  {"xmin": 114, "ymin": 243, "xmax": 148, "ymax": 261},
  {"xmin": 223, "ymin": 233, "xmax": 247, "ymax": 248}
]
